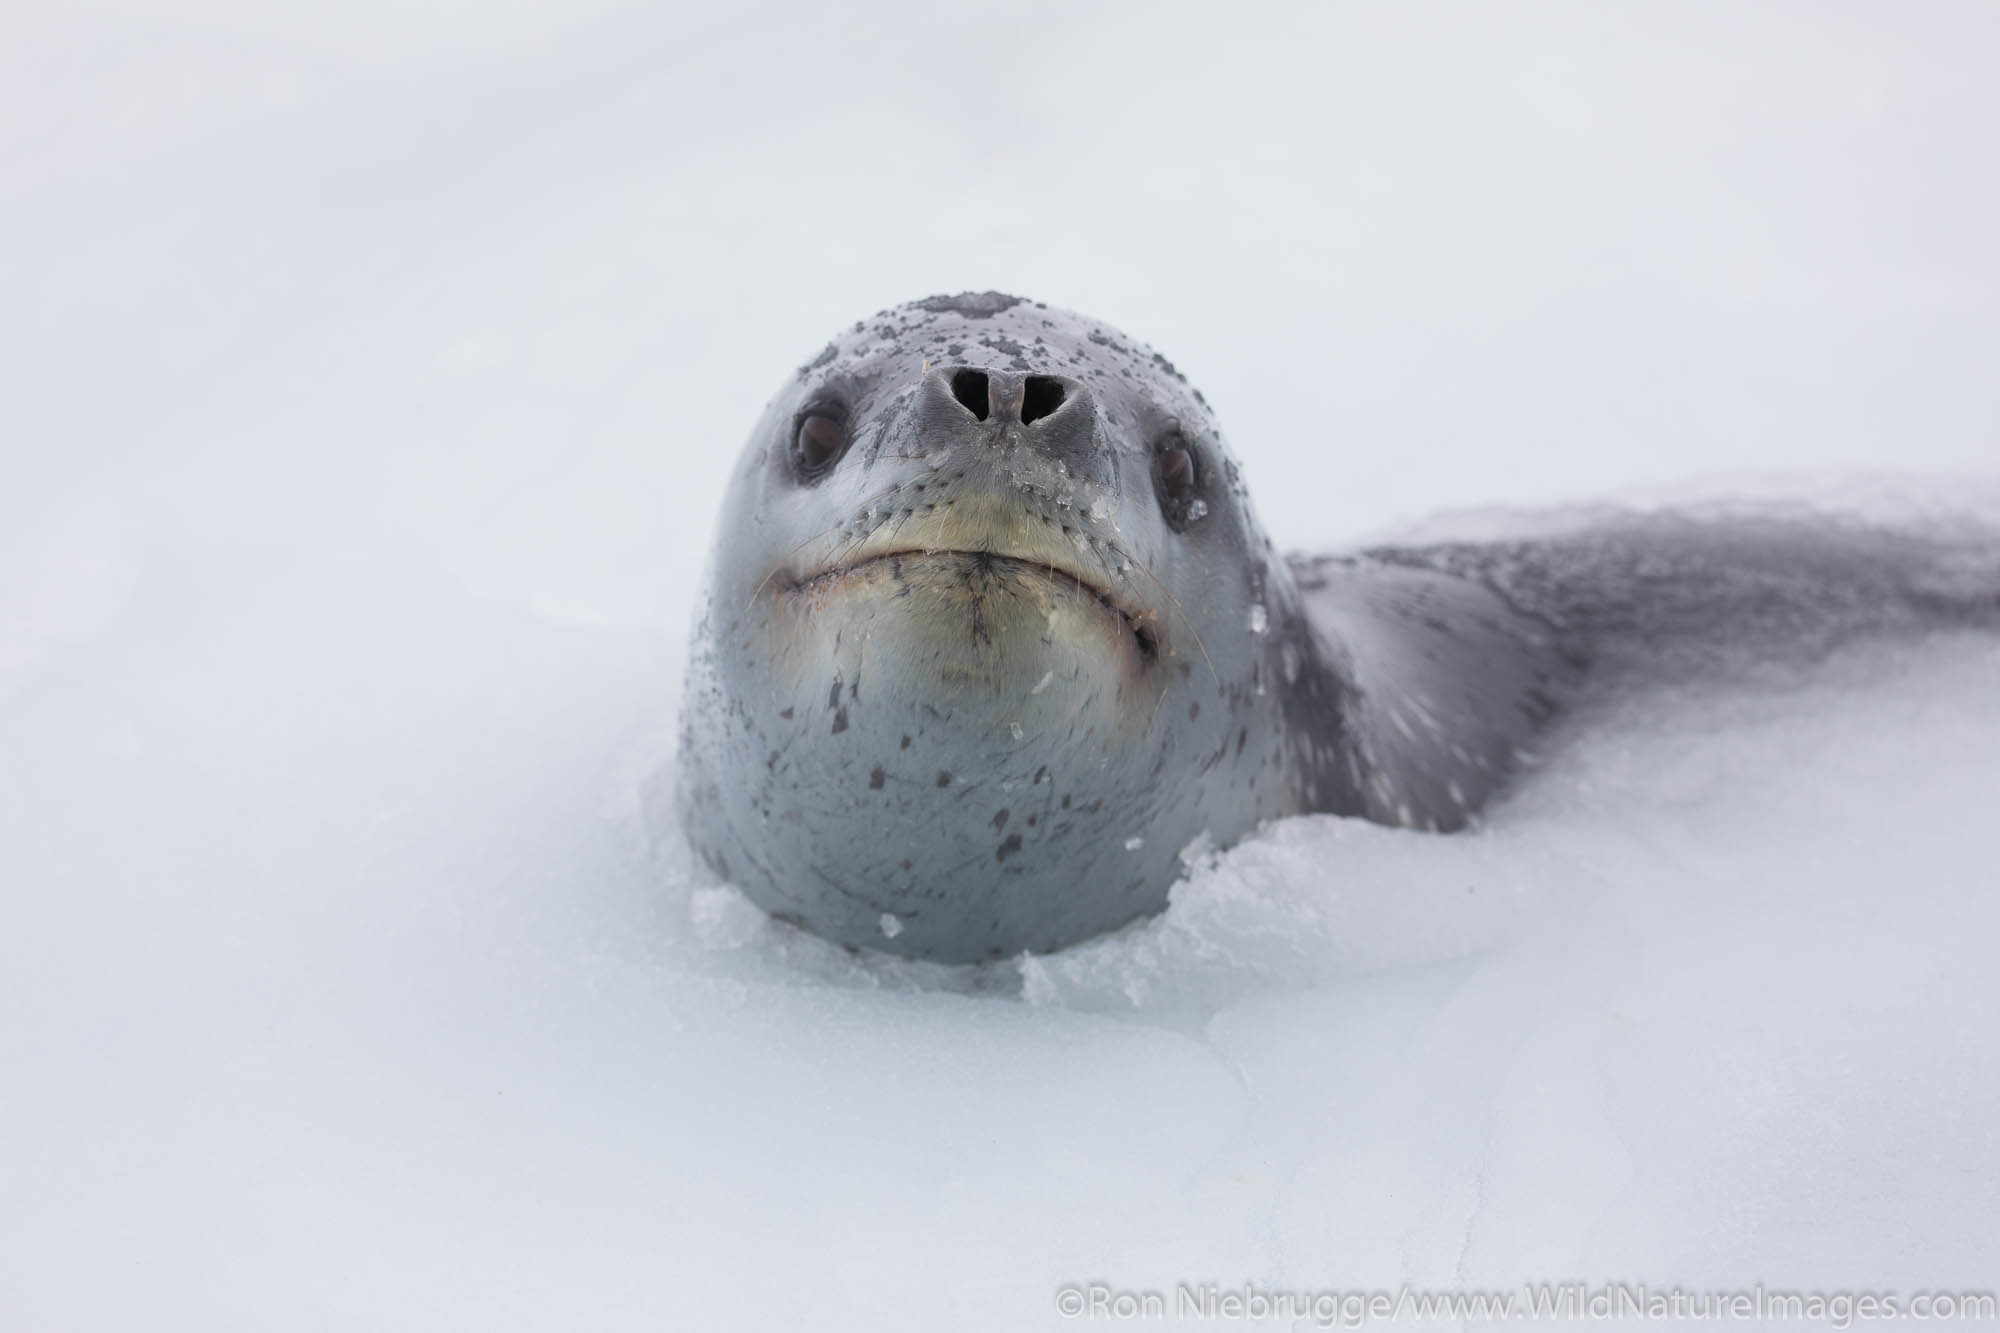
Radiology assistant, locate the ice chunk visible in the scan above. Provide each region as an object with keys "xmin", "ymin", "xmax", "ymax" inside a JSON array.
[{"xmin": 690, "ymin": 885, "xmax": 764, "ymax": 950}]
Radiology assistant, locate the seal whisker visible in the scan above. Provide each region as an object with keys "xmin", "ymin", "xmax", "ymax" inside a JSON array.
[
  {"xmin": 747, "ymin": 480, "xmax": 920, "ymax": 609},
  {"xmin": 1103, "ymin": 535, "xmax": 1219, "ymax": 687},
  {"xmin": 745, "ymin": 519, "xmax": 851, "ymax": 610}
]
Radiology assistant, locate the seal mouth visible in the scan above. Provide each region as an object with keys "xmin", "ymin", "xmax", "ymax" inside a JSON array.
[{"xmin": 788, "ymin": 548, "xmax": 1161, "ymax": 663}]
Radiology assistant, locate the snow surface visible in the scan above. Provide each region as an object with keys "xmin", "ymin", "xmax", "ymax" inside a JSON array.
[{"xmin": 5, "ymin": 2, "xmax": 1999, "ymax": 1329}]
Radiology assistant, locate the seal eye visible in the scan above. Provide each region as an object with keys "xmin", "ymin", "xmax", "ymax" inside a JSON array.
[
  {"xmin": 1154, "ymin": 438, "xmax": 1207, "ymax": 529},
  {"xmin": 791, "ymin": 412, "xmax": 848, "ymax": 481}
]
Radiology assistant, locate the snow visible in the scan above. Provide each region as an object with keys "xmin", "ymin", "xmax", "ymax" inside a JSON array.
[{"xmin": 6, "ymin": 2, "xmax": 2000, "ymax": 1329}]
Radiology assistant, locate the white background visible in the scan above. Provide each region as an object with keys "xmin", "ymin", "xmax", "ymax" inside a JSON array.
[{"xmin": 4, "ymin": 2, "xmax": 1997, "ymax": 1329}]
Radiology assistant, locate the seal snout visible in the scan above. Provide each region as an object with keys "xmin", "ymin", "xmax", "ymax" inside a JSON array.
[
  {"xmin": 920, "ymin": 364, "xmax": 1099, "ymax": 479},
  {"xmin": 944, "ymin": 367, "xmax": 1075, "ymax": 428},
  {"xmin": 767, "ymin": 357, "xmax": 1162, "ymax": 663}
]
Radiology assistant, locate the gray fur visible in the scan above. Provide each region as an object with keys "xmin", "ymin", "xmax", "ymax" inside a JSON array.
[{"xmin": 677, "ymin": 294, "xmax": 1999, "ymax": 962}]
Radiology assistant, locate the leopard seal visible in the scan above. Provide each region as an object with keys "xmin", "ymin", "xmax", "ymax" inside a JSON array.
[{"xmin": 676, "ymin": 292, "xmax": 2000, "ymax": 963}]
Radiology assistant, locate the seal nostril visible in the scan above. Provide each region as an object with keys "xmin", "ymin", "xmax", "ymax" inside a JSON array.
[
  {"xmin": 1021, "ymin": 376, "xmax": 1067, "ymax": 425},
  {"xmin": 1133, "ymin": 623, "xmax": 1160, "ymax": 663},
  {"xmin": 950, "ymin": 369, "xmax": 990, "ymax": 421}
]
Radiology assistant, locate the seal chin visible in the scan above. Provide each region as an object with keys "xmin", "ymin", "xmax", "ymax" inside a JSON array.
[
  {"xmin": 788, "ymin": 549, "xmax": 1160, "ymax": 668},
  {"xmin": 773, "ymin": 485, "xmax": 1164, "ymax": 666}
]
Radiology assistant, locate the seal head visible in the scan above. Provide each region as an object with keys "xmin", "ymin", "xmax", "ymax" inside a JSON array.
[{"xmin": 676, "ymin": 293, "xmax": 1317, "ymax": 961}]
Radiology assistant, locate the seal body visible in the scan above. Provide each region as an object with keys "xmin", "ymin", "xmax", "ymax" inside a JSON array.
[{"xmin": 677, "ymin": 293, "xmax": 2000, "ymax": 962}]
